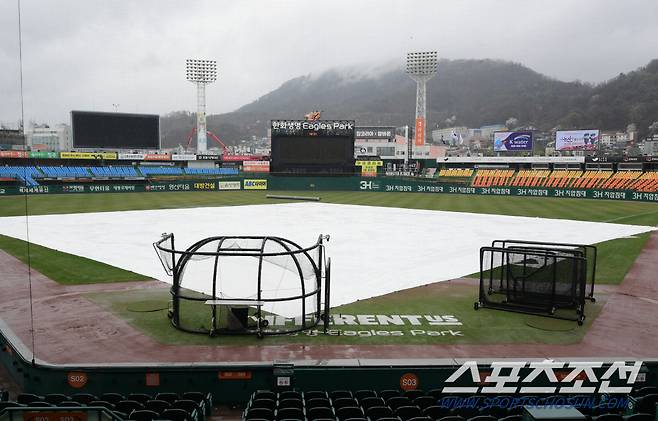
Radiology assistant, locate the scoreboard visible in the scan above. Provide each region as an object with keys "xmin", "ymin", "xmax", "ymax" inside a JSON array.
[{"xmin": 270, "ymin": 120, "xmax": 355, "ymax": 174}]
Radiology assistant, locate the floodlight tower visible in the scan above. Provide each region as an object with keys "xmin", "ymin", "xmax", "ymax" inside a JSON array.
[
  {"xmin": 186, "ymin": 59, "xmax": 217, "ymax": 153},
  {"xmin": 406, "ymin": 51, "xmax": 438, "ymax": 162}
]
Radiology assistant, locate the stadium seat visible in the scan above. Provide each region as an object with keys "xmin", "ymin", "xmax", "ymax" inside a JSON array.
[
  {"xmin": 28, "ymin": 402, "xmax": 53, "ymax": 407},
  {"xmin": 437, "ymin": 416, "xmax": 466, "ymax": 421},
  {"xmin": 251, "ymin": 398, "xmax": 277, "ymax": 411},
  {"xmin": 336, "ymin": 406, "xmax": 364, "ymax": 421},
  {"xmin": 58, "ymin": 401, "xmax": 84, "ymax": 408},
  {"xmin": 632, "ymin": 387, "xmax": 658, "ymax": 398},
  {"xmin": 395, "ymin": 405, "xmax": 423, "ymax": 421},
  {"xmin": 623, "ymin": 414, "xmax": 653, "ymax": 421},
  {"xmin": 145, "ymin": 399, "xmax": 170, "ymax": 414},
  {"xmin": 633, "ymin": 394, "xmax": 658, "ymax": 415},
  {"xmin": 477, "ymin": 405, "xmax": 507, "ymax": 418},
  {"xmin": 330, "ymin": 390, "xmax": 353, "ymax": 400},
  {"xmin": 129, "ymin": 410, "xmax": 160, "ymax": 421},
  {"xmin": 16, "ymin": 393, "xmax": 42, "ymax": 405},
  {"xmin": 498, "ymin": 415, "xmax": 522, "ymax": 421},
  {"xmin": 89, "ymin": 400, "xmax": 115, "ymax": 410},
  {"xmin": 333, "ymin": 397, "xmax": 358, "ymax": 410},
  {"xmin": 342, "ymin": 418, "xmax": 367, "ymax": 421},
  {"xmin": 100, "ymin": 393, "xmax": 125, "ymax": 404},
  {"xmin": 182, "ymin": 391, "xmax": 212, "ymax": 415},
  {"xmin": 466, "ymin": 416, "xmax": 496, "ymax": 421},
  {"xmin": 253, "ymin": 391, "xmax": 277, "ymax": 401},
  {"xmin": 366, "ymin": 405, "xmax": 394, "ymax": 421},
  {"xmin": 412, "ymin": 396, "xmax": 436, "ymax": 409},
  {"xmin": 403, "ymin": 390, "xmax": 426, "ymax": 400},
  {"xmin": 452, "ymin": 407, "xmax": 479, "ymax": 419},
  {"xmin": 306, "ymin": 398, "xmax": 331, "ymax": 410},
  {"xmin": 407, "ymin": 417, "xmax": 432, "ymax": 421},
  {"xmin": 307, "ymin": 406, "xmax": 335, "ymax": 421},
  {"xmin": 304, "ymin": 391, "xmax": 328, "ymax": 401},
  {"xmin": 279, "ymin": 391, "xmax": 303, "ymax": 401},
  {"xmin": 246, "ymin": 407, "xmax": 274, "ymax": 420},
  {"xmin": 379, "ymin": 390, "xmax": 401, "ymax": 401},
  {"xmin": 422, "ymin": 405, "xmax": 452, "ymax": 420},
  {"xmin": 592, "ymin": 414, "xmax": 624, "ymax": 421},
  {"xmin": 71, "ymin": 393, "xmax": 97, "ymax": 404},
  {"xmin": 162, "ymin": 408, "xmax": 191, "ymax": 421},
  {"xmin": 278, "ymin": 398, "xmax": 304, "ymax": 410},
  {"xmin": 171, "ymin": 400, "xmax": 200, "ymax": 421},
  {"xmin": 361, "ymin": 397, "xmax": 386, "ymax": 411},
  {"xmin": 354, "ymin": 390, "xmax": 377, "ymax": 402},
  {"xmin": 116, "ymin": 400, "xmax": 145, "ymax": 414},
  {"xmin": 155, "ymin": 392, "xmax": 180, "ymax": 404},
  {"xmin": 44, "ymin": 394, "xmax": 69, "ymax": 405},
  {"xmin": 387, "ymin": 396, "xmax": 412, "ymax": 410},
  {"xmin": 128, "ymin": 393, "xmax": 153, "ymax": 405},
  {"xmin": 275, "ymin": 407, "xmax": 305, "ymax": 421}
]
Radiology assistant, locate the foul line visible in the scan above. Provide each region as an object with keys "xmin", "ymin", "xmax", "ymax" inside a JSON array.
[{"xmin": 604, "ymin": 209, "xmax": 658, "ymax": 224}]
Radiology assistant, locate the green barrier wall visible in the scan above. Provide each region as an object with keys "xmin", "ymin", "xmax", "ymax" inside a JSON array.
[{"xmin": 2, "ymin": 175, "xmax": 657, "ymax": 203}]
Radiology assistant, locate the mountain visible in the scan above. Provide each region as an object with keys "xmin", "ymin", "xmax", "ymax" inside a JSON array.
[{"xmin": 160, "ymin": 58, "xmax": 658, "ymax": 148}]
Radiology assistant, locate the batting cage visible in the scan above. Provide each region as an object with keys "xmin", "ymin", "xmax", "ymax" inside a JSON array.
[
  {"xmin": 154, "ymin": 233, "xmax": 331, "ymax": 337},
  {"xmin": 475, "ymin": 241, "xmax": 590, "ymax": 324}
]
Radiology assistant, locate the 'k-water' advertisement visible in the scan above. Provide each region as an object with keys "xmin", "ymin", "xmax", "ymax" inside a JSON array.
[{"xmin": 493, "ymin": 131, "xmax": 533, "ymax": 152}]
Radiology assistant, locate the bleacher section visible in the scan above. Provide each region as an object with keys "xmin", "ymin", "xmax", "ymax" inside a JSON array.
[
  {"xmin": 544, "ymin": 170, "xmax": 583, "ymax": 188},
  {"xmin": 438, "ymin": 168, "xmax": 474, "ymax": 178},
  {"xmin": 184, "ymin": 168, "xmax": 239, "ymax": 176},
  {"xmin": 509, "ymin": 170, "xmax": 551, "ymax": 187},
  {"xmin": 40, "ymin": 166, "xmax": 92, "ymax": 178},
  {"xmin": 571, "ymin": 171, "xmax": 613, "ymax": 189},
  {"xmin": 138, "ymin": 166, "xmax": 184, "ymax": 176},
  {"xmin": 0, "ymin": 391, "xmax": 212, "ymax": 421},
  {"xmin": 471, "ymin": 169, "xmax": 515, "ymax": 187},
  {"xmin": 628, "ymin": 172, "xmax": 658, "ymax": 192},
  {"xmin": 242, "ymin": 388, "xmax": 658, "ymax": 421},
  {"xmin": 89, "ymin": 166, "xmax": 139, "ymax": 177},
  {"xmin": 0, "ymin": 166, "xmax": 41, "ymax": 186},
  {"xmin": 599, "ymin": 170, "xmax": 643, "ymax": 190}
]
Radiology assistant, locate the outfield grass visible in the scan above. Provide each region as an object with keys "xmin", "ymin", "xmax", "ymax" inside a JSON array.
[{"xmin": 0, "ymin": 234, "xmax": 149, "ymax": 284}]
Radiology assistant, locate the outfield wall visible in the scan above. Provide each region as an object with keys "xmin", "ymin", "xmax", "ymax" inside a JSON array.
[{"xmin": 1, "ymin": 175, "xmax": 658, "ymax": 203}]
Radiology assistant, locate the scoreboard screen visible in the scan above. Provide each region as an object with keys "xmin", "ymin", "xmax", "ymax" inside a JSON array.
[
  {"xmin": 270, "ymin": 120, "xmax": 355, "ymax": 174},
  {"xmin": 72, "ymin": 111, "xmax": 160, "ymax": 149}
]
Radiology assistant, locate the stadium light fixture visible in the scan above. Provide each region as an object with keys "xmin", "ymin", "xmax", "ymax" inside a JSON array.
[
  {"xmin": 406, "ymin": 51, "xmax": 438, "ymax": 161},
  {"xmin": 186, "ymin": 59, "xmax": 217, "ymax": 153}
]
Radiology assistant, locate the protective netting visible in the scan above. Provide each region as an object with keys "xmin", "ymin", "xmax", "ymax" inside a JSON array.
[
  {"xmin": 477, "ymin": 244, "xmax": 588, "ymax": 324},
  {"xmin": 154, "ymin": 234, "xmax": 329, "ymax": 336}
]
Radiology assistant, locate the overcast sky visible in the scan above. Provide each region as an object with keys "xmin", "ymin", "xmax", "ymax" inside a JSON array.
[{"xmin": 1, "ymin": 0, "xmax": 657, "ymax": 126}]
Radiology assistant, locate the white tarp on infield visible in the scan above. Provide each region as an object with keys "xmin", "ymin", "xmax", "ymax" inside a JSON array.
[{"xmin": 0, "ymin": 202, "xmax": 653, "ymax": 317}]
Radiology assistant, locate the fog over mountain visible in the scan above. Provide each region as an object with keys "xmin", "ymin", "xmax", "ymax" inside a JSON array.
[{"xmin": 161, "ymin": 58, "xmax": 658, "ymax": 147}]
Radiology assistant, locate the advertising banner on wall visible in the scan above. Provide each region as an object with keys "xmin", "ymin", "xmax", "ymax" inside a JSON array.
[
  {"xmin": 143, "ymin": 153, "xmax": 171, "ymax": 161},
  {"xmin": 556, "ymin": 130, "xmax": 599, "ymax": 151},
  {"xmin": 414, "ymin": 118, "xmax": 425, "ymax": 146},
  {"xmin": 118, "ymin": 153, "xmax": 145, "ymax": 160},
  {"xmin": 29, "ymin": 151, "xmax": 59, "ymax": 159},
  {"xmin": 243, "ymin": 179, "xmax": 268, "ymax": 190},
  {"xmin": 243, "ymin": 160, "xmax": 270, "ymax": 172},
  {"xmin": 355, "ymin": 160, "xmax": 383, "ymax": 177},
  {"xmin": 493, "ymin": 131, "xmax": 533, "ymax": 152},
  {"xmin": 355, "ymin": 127, "xmax": 396, "ymax": 140},
  {"xmin": 196, "ymin": 154, "xmax": 221, "ymax": 161},
  {"xmin": 218, "ymin": 181, "xmax": 242, "ymax": 190},
  {"xmin": 171, "ymin": 154, "xmax": 197, "ymax": 161},
  {"xmin": 60, "ymin": 152, "xmax": 118, "ymax": 160},
  {"xmin": 0, "ymin": 151, "xmax": 28, "ymax": 158}
]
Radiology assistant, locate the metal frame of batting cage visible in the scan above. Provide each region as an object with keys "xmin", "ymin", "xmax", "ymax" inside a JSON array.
[
  {"xmin": 492, "ymin": 239, "xmax": 597, "ymax": 302},
  {"xmin": 153, "ymin": 233, "xmax": 331, "ymax": 338},
  {"xmin": 474, "ymin": 246, "xmax": 588, "ymax": 325}
]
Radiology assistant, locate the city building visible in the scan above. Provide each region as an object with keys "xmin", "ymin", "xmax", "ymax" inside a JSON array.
[{"xmin": 25, "ymin": 124, "xmax": 71, "ymax": 151}]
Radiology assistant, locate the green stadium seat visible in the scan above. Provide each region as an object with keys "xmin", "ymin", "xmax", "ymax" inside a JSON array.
[
  {"xmin": 0, "ymin": 402, "xmax": 25, "ymax": 410},
  {"xmin": 58, "ymin": 401, "xmax": 85, "ymax": 408},
  {"xmin": 631, "ymin": 387, "xmax": 658, "ymax": 398},
  {"xmin": 330, "ymin": 391, "xmax": 353, "ymax": 400},
  {"xmin": 145, "ymin": 399, "xmax": 170, "ymax": 414},
  {"xmin": 279, "ymin": 391, "xmax": 303, "ymax": 401},
  {"xmin": 100, "ymin": 393, "xmax": 124, "ymax": 405},
  {"xmin": 278, "ymin": 398, "xmax": 303, "ymax": 410},
  {"xmin": 395, "ymin": 405, "xmax": 423, "ymax": 421},
  {"xmin": 275, "ymin": 407, "xmax": 304, "ymax": 421},
  {"xmin": 465, "ymin": 416, "xmax": 496, "ymax": 421},
  {"xmin": 386, "ymin": 396, "xmax": 412, "ymax": 410},
  {"xmin": 366, "ymin": 405, "xmax": 394, "ymax": 421},
  {"xmin": 354, "ymin": 390, "xmax": 377, "ymax": 402},
  {"xmin": 413, "ymin": 397, "xmax": 436, "ymax": 410},
  {"xmin": 44, "ymin": 394, "xmax": 69, "ymax": 405},
  {"xmin": 498, "ymin": 415, "xmax": 522, "ymax": 421},
  {"xmin": 333, "ymin": 397, "xmax": 358, "ymax": 410},
  {"xmin": 129, "ymin": 409, "xmax": 161, "ymax": 421},
  {"xmin": 251, "ymin": 398, "xmax": 276, "ymax": 411},
  {"xmin": 171, "ymin": 400, "xmax": 200, "ymax": 421},
  {"xmin": 422, "ymin": 405, "xmax": 452, "ymax": 420},
  {"xmin": 246, "ymin": 407, "xmax": 274, "ymax": 421},
  {"xmin": 306, "ymin": 398, "xmax": 331, "ymax": 410},
  {"xmin": 336, "ymin": 406, "xmax": 364, "ymax": 421},
  {"xmin": 128, "ymin": 393, "xmax": 153, "ymax": 405},
  {"xmin": 162, "ymin": 408, "xmax": 192, "ymax": 421},
  {"xmin": 379, "ymin": 390, "xmax": 401, "ymax": 401},
  {"xmin": 16, "ymin": 393, "xmax": 43, "ymax": 405},
  {"xmin": 307, "ymin": 406, "xmax": 335, "ymax": 421},
  {"xmin": 89, "ymin": 400, "xmax": 115, "ymax": 410},
  {"xmin": 156, "ymin": 393, "xmax": 180, "ymax": 405},
  {"xmin": 403, "ymin": 391, "xmax": 425, "ymax": 401},
  {"xmin": 70, "ymin": 393, "xmax": 97, "ymax": 405},
  {"xmin": 437, "ymin": 416, "xmax": 465, "ymax": 421},
  {"xmin": 304, "ymin": 391, "xmax": 328, "ymax": 401},
  {"xmin": 361, "ymin": 397, "xmax": 386, "ymax": 411},
  {"xmin": 116, "ymin": 400, "xmax": 145, "ymax": 414}
]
